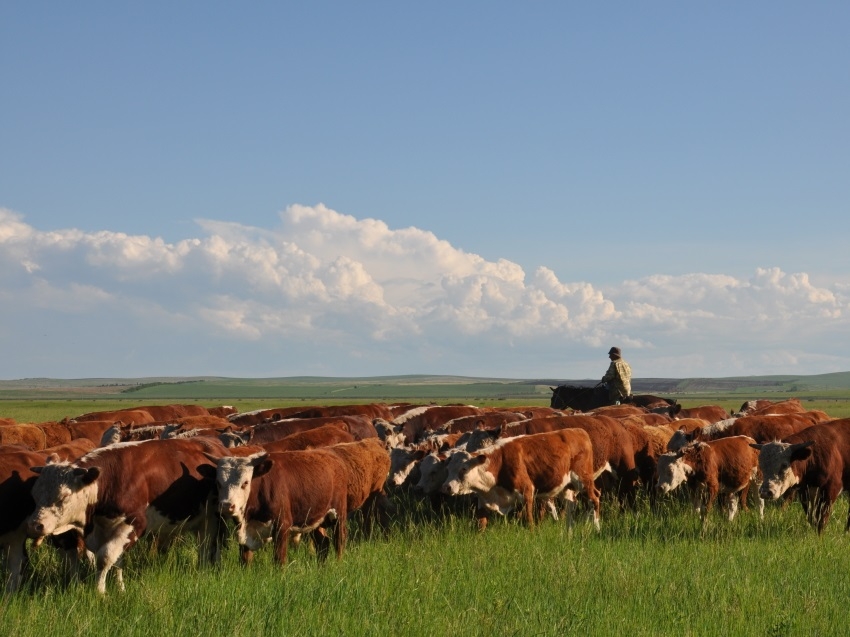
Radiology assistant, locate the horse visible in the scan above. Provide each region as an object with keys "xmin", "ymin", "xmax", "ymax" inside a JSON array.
[
  {"xmin": 549, "ymin": 384, "xmax": 611, "ymax": 411},
  {"xmin": 549, "ymin": 385, "xmax": 679, "ymax": 412}
]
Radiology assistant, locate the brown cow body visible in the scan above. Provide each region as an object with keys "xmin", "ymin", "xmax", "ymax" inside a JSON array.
[
  {"xmin": 441, "ymin": 429, "xmax": 601, "ymax": 530},
  {"xmin": 656, "ymin": 436, "xmax": 762, "ymax": 523},
  {"xmin": 210, "ymin": 449, "xmax": 351, "ymax": 564},
  {"xmin": 754, "ymin": 419, "xmax": 850, "ymax": 533},
  {"xmin": 27, "ymin": 437, "xmax": 228, "ymax": 593},
  {"xmin": 668, "ymin": 412, "xmax": 831, "ymax": 451}
]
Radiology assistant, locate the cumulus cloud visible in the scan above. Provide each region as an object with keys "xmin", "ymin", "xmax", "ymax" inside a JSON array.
[{"xmin": 0, "ymin": 205, "xmax": 848, "ymax": 378}]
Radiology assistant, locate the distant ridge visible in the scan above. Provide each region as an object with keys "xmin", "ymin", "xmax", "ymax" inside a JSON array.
[{"xmin": 3, "ymin": 371, "xmax": 850, "ymax": 397}]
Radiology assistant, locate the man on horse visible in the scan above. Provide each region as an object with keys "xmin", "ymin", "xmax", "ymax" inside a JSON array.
[{"xmin": 601, "ymin": 346, "xmax": 632, "ymax": 404}]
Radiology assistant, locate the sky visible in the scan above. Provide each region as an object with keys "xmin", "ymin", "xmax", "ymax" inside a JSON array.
[{"xmin": 1, "ymin": 3, "xmax": 849, "ymax": 381}]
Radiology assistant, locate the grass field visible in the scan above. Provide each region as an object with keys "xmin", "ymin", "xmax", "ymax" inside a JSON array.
[{"xmin": 3, "ymin": 386, "xmax": 850, "ymax": 635}]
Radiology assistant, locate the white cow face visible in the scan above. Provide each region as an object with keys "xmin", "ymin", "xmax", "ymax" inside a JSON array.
[
  {"xmin": 441, "ymin": 451, "xmax": 491, "ymax": 496},
  {"xmin": 28, "ymin": 463, "xmax": 100, "ymax": 538},
  {"xmin": 655, "ymin": 451, "xmax": 691, "ymax": 494},
  {"xmin": 215, "ymin": 454, "xmax": 271, "ymax": 523},
  {"xmin": 415, "ymin": 453, "xmax": 448, "ymax": 495},
  {"xmin": 389, "ymin": 448, "xmax": 424, "ymax": 487},
  {"xmin": 753, "ymin": 441, "xmax": 812, "ymax": 500}
]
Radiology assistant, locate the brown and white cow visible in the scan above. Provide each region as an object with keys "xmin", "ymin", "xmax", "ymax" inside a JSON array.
[
  {"xmin": 26, "ymin": 437, "xmax": 228, "ymax": 593},
  {"xmin": 667, "ymin": 411, "xmax": 831, "ymax": 452},
  {"xmin": 206, "ymin": 449, "xmax": 350, "ymax": 564},
  {"xmin": 656, "ymin": 436, "xmax": 762, "ymax": 524},
  {"xmin": 752, "ymin": 419, "xmax": 850, "ymax": 534},
  {"xmin": 441, "ymin": 428, "xmax": 601, "ymax": 530}
]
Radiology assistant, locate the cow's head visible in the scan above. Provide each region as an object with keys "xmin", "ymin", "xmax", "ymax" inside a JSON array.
[
  {"xmin": 388, "ymin": 447, "xmax": 426, "ymax": 487},
  {"xmin": 655, "ymin": 448, "xmax": 692, "ymax": 494},
  {"xmin": 751, "ymin": 440, "xmax": 813, "ymax": 500},
  {"xmin": 27, "ymin": 461, "xmax": 100, "ymax": 538},
  {"xmin": 213, "ymin": 453, "xmax": 272, "ymax": 542},
  {"xmin": 414, "ymin": 452, "xmax": 449, "ymax": 495},
  {"xmin": 441, "ymin": 451, "xmax": 490, "ymax": 496}
]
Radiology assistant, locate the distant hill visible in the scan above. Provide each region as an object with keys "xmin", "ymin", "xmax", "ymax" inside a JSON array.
[{"xmin": 2, "ymin": 372, "xmax": 850, "ymax": 401}]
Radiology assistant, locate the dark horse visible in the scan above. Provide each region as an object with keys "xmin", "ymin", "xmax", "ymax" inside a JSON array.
[
  {"xmin": 550, "ymin": 384, "xmax": 679, "ymax": 412},
  {"xmin": 549, "ymin": 384, "xmax": 610, "ymax": 411}
]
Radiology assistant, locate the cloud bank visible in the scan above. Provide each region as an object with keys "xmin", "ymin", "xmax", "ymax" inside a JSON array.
[{"xmin": 1, "ymin": 205, "xmax": 846, "ymax": 379}]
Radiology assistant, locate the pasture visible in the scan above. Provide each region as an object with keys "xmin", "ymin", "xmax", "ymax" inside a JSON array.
[{"xmin": 3, "ymin": 389, "xmax": 850, "ymax": 636}]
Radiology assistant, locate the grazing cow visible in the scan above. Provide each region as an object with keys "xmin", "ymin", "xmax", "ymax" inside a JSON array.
[
  {"xmin": 1, "ymin": 448, "xmax": 48, "ymax": 593},
  {"xmin": 72, "ymin": 409, "xmax": 155, "ymax": 425},
  {"xmin": 259, "ymin": 424, "xmax": 357, "ymax": 453},
  {"xmin": 322, "ymin": 439, "xmax": 392, "ymax": 538},
  {"xmin": 67, "ymin": 420, "xmax": 120, "ymax": 445},
  {"xmin": 206, "ymin": 449, "xmax": 350, "ymax": 564},
  {"xmin": 26, "ymin": 437, "xmax": 228, "ymax": 593},
  {"xmin": 0, "ymin": 424, "xmax": 47, "ymax": 451},
  {"xmin": 33, "ymin": 422, "xmax": 73, "ymax": 447},
  {"xmin": 394, "ymin": 406, "xmax": 485, "ymax": 445},
  {"xmin": 668, "ymin": 411, "xmax": 831, "ymax": 451},
  {"xmin": 436, "ymin": 412, "xmax": 526, "ymax": 436},
  {"xmin": 675, "ymin": 405, "xmax": 730, "ymax": 423},
  {"xmin": 736, "ymin": 398, "xmax": 805, "ymax": 417},
  {"xmin": 752, "ymin": 419, "xmax": 850, "ymax": 533},
  {"xmin": 656, "ymin": 436, "xmax": 762, "ymax": 524},
  {"xmin": 499, "ymin": 415, "xmax": 639, "ymax": 507},
  {"xmin": 283, "ymin": 403, "xmax": 396, "ymax": 422},
  {"xmin": 221, "ymin": 416, "xmax": 356, "ymax": 446},
  {"xmin": 441, "ymin": 429, "xmax": 601, "ymax": 530}
]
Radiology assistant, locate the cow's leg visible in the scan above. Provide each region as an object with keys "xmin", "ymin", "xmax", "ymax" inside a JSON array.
[
  {"xmin": 272, "ymin": 526, "xmax": 290, "ymax": 564},
  {"xmin": 239, "ymin": 545, "xmax": 254, "ymax": 565}
]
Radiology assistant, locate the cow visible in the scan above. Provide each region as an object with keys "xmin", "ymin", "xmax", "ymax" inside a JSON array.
[
  {"xmin": 675, "ymin": 405, "xmax": 730, "ymax": 423},
  {"xmin": 258, "ymin": 424, "xmax": 357, "ymax": 453},
  {"xmin": 736, "ymin": 398, "xmax": 805, "ymax": 417},
  {"xmin": 0, "ymin": 424, "xmax": 47, "ymax": 451},
  {"xmin": 667, "ymin": 411, "xmax": 831, "ymax": 451},
  {"xmin": 498, "ymin": 414, "xmax": 639, "ymax": 507},
  {"xmin": 205, "ymin": 449, "xmax": 350, "ymax": 565},
  {"xmin": 441, "ymin": 428, "xmax": 601, "ymax": 531},
  {"xmin": 322, "ymin": 439, "xmax": 391, "ymax": 538},
  {"xmin": 752, "ymin": 419, "xmax": 850, "ymax": 534},
  {"xmin": 26, "ymin": 437, "xmax": 228, "ymax": 593},
  {"xmin": 283, "ymin": 403, "xmax": 396, "ymax": 422},
  {"xmin": 656, "ymin": 436, "xmax": 762, "ymax": 524},
  {"xmin": 393, "ymin": 406, "xmax": 486, "ymax": 445}
]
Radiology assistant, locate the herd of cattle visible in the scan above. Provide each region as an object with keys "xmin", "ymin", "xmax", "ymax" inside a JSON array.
[{"xmin": 2, "ymin": 395, "xmax": 849, "ymax": 595}]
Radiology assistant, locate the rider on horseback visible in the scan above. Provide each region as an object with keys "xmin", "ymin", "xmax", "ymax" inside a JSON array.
[{"xmin": 601, "ymin": 346, "xmax": 632, "ymax": 404}]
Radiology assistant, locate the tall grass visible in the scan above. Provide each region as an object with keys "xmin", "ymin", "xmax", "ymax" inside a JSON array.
[{"xmin": 3, "ymin": 492, "xmax": 850, "ymax": 636}]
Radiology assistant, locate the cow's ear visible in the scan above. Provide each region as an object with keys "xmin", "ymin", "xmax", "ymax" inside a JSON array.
[
  {"xmin": 203, "ymin": 452, "xmax": 220, "ymax": 464},
  {"xmin": 791, "ymin": 441, "xmax": 815, "ymax": 462},
  {"xmin": 197, "ymin": 464, "xmax": 217, "ymax": 480},
  {"xmin": 76, "ymin": 466, "xmax": 100, "ymax": 485},
  {"xmin": 750, "ymin": 443, "xmax": 763, "ymax": 451},
  {"xmin": 253, "ymin": 458, "xmax": 274, "ymax": 477},
  {"xmin": 471, "ymin": 454, "xmax": 488, "ymax": 467},
  {"xmin": 31, "ymin": 465, "xmax": 44, "ymax": 475}
]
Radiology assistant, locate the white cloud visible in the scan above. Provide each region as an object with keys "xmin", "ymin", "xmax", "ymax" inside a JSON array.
[{"xmin": 1, "ymin": 204, "xmax": 849, "ymax": 378}]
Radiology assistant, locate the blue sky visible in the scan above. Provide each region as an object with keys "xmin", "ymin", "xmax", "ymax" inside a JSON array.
[{"xmin": 1, "ymin": 4, "xmax": 849, "ymax": 380}]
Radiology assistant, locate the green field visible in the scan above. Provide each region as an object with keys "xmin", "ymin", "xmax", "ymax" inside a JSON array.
[{"xmin": 3, "ymin": 379, "xmax": 850, "ymax": 635}]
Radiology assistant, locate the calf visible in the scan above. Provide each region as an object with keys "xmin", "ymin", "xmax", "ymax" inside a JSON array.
[
  {"xmin": 752, "ymin": 419, "xmax": 850, "ymax": 533},
  {"xmin": 207, "ymin": 449, "xmax": 350, "ymax": 564},
  {"xmin": 441, "ymin": 429, "xmax": 600, "ymax": 530},
  {"xmin": 656, "ymin": 436, "xmax": 762, "ymax": 524},
  {"xmin": 26, "ymin": 437, "xmax": 228, "ymax": 594}
]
